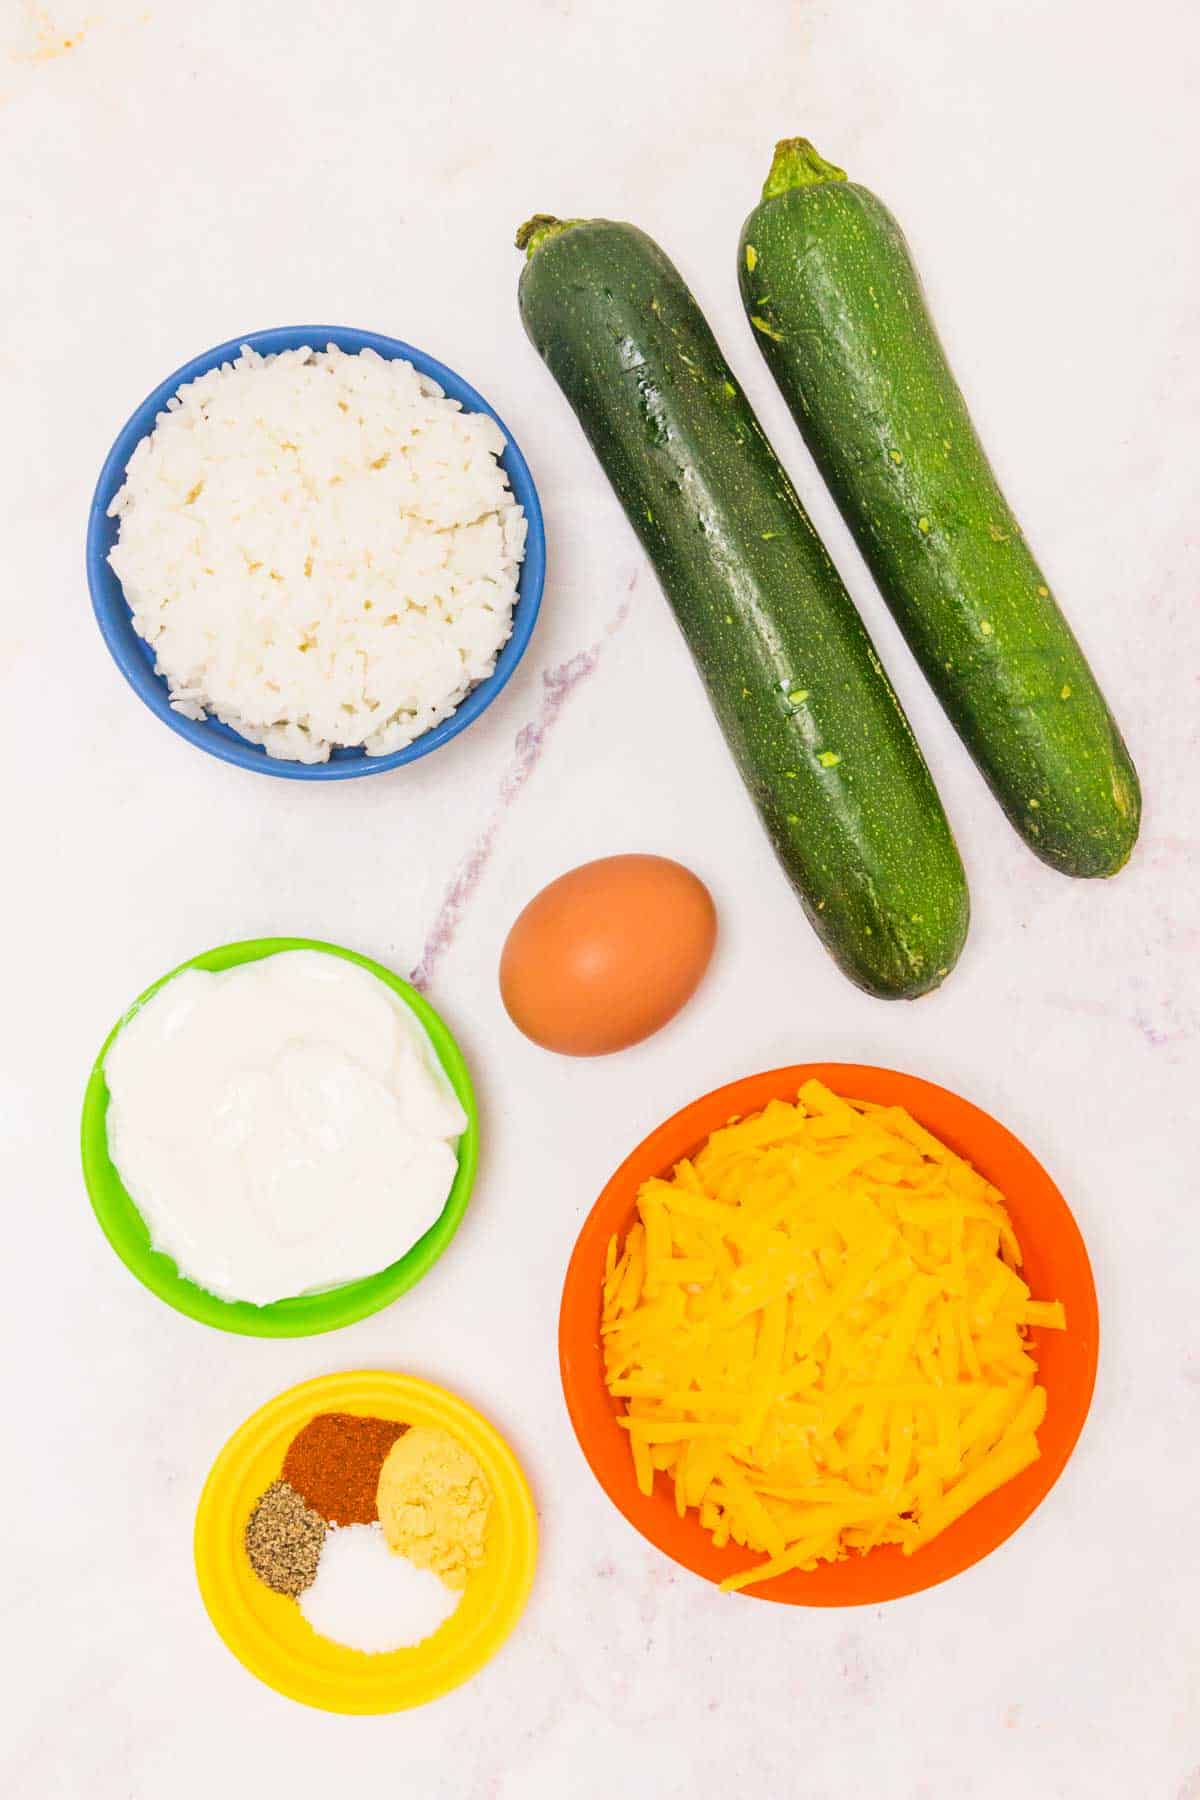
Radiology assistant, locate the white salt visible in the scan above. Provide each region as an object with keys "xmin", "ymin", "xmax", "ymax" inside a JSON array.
[{"xmin": 299, "ymin": 1522, "xmax": 460, "ymax": 1653}]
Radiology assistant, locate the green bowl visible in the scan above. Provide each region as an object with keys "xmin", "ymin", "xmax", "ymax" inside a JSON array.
[{"xmin": 80, "ymin": 937, "xmax": 479, "ymax": 1336}]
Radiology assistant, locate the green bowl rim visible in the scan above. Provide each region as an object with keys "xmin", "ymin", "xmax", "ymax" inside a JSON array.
[{"xmin": 80, "ymin": 936, "xmax": 479, "ymax": 1337}]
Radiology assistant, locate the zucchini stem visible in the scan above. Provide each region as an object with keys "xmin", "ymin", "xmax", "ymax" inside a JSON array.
[
  {"xmin": 762, "ymin": 138, "xmax": 847, "ymax": 200},
  {"xmin": 515, "ymin": 214, "xmax": 587, "ymax": 259}
]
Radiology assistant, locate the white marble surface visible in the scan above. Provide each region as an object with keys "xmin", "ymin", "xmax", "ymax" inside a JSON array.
[{"xmin": 3, "ymin": 0, "xmax": 1198, "ymax": 1793}]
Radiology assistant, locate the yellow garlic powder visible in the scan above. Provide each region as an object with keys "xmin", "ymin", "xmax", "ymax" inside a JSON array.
[{"xmin": 376, "ymin": 1426, "xmax": 491, "ymax": 1590}]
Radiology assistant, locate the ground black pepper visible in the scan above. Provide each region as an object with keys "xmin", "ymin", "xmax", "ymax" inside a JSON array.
[{"xmin": 244, "ymin": 1480, "xmax": 326, "ymax": 1596}]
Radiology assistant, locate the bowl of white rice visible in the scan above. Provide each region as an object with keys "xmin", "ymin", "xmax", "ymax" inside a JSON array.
[{"xmin": 87, "ymin": 326, "xmax": 545, "ymax": 778}]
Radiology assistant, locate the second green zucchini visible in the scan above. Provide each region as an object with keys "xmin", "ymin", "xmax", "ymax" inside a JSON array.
[{"xmin": 739, "ymin": 139, "xmax": 1140, "ymax": 878}]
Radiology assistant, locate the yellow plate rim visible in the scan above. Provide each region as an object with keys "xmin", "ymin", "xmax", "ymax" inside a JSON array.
[{"xmin": 194, "ymin": 1370, "xmax": 538, "ymax": 1713}]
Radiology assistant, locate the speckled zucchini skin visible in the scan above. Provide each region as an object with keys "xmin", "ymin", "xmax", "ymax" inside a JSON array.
[
  {"xmin": 517, "ymin": 217, "xmax": 968, "ymax": 998},
  {"xmin": 738, "ymin": 142, "xmax": 1140, "ymax": 878}
]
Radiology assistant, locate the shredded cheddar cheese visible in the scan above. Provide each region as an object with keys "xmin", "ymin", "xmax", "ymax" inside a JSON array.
[{"xmin": 601, "ymin": 1081, "xmax": 1065, "ymax": 1592}]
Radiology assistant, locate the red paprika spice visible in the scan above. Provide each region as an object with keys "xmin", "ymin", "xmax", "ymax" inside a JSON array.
[{"xmin": 281, "ymin": 1412, "xmax": 407, "ymax": 1526}]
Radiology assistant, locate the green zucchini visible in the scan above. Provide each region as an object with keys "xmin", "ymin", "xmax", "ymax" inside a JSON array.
[
  {"xmin": 739, "ymin": 139, "xmax": 1140, "ymax": 878},
  {"xmin": 515, "ymin": 214, "xmax": 969, "ymax": 998}
]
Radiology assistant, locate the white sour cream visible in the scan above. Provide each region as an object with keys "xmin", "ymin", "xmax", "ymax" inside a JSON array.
[{"xmin": 103, "ymin": 950, "xmax": 467, "ymax": 1305}]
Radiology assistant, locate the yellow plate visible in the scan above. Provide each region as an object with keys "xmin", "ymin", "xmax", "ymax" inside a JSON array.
[{"xmin": 194, "ymin": 1371, "xmax": 537, "ymax": 1713}]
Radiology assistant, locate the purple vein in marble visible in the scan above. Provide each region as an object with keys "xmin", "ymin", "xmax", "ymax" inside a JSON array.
[{"xmin": 410, "ymin": 580, "xmax": 637, "ymax": 993}]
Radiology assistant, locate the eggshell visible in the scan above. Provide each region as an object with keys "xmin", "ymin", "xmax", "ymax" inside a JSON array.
[{"xmin": 499, "ymin": 855, "xmax": 717, "ymax": 1056}]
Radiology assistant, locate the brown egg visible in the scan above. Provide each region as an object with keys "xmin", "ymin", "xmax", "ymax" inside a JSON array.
[{"xmin": 499, "ymin": 854, "xmax": 717, "ymax": 1056}]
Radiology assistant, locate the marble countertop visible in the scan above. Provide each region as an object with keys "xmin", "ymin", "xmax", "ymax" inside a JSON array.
[{"xmin": 3, "ymin": 0, "xmax": 1197, "ymax": 1793}]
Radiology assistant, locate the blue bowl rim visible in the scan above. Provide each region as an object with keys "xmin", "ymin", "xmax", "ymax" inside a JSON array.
[{"xmin": 86, "ymin": 324, "xmax": 546, "ymax": 781}]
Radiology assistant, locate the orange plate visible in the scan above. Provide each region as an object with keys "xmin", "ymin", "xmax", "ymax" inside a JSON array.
[{"xmin": 559, "ymin": 1063, "xmax": 1098, "ymax": 1606}]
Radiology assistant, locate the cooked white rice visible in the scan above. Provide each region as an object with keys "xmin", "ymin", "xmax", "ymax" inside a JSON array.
[{"xmin": 107, "ymin": 344, "xmax": 526, "ymax": 762}]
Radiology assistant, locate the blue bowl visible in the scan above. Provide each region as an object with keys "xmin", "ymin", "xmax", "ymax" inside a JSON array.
[{"xmin": 87, "ymin": 325, "xmax": 546, "ymax": 780}]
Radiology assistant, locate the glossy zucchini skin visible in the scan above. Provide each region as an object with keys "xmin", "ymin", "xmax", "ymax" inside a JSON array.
[
  {"xmin": 739, "ymin": 140, "xmax": 1140, "ymax": 878},
  {"xmin": 516, "ymin": 216, "xmax": 969, "ymax": 998}
]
